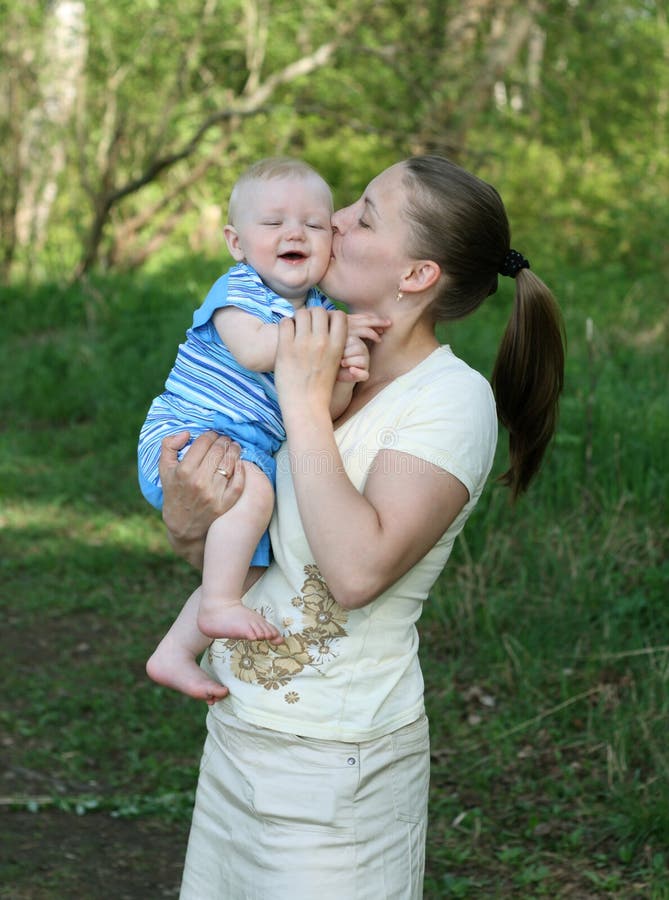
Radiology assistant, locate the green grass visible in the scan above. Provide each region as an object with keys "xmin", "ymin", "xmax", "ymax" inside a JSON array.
[{"xmin": 1, "ymin": 256, "xmax": 667, "ymax": 896}]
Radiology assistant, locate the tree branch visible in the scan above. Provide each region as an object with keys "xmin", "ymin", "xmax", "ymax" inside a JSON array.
[
  {"xmin": 73, "ymin": 35, "xmax": 340, "ymax": 278},
  {"xmin": 107, "ymin": 40, "xmax": 337, "ymax": 207}
]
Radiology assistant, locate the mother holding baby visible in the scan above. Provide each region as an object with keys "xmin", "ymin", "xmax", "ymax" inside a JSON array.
[{"xmin": 159, "ymin": 155, "xmax": 564, "ymax": 899}]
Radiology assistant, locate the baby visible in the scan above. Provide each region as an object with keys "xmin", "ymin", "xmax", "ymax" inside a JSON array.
[{"xmin": 139, "ymin": 157, "xmax": 383, "ymax": 700}]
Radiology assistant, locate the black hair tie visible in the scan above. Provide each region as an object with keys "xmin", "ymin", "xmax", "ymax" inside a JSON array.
[{"xmin": 499, "ymin": 249, "xmax": 530, "ymax": 278}]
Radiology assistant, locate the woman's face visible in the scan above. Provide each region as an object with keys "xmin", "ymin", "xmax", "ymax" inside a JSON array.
[{"xmin": 320, "ymin": 163, "xmax": 416, "ymax": 311}]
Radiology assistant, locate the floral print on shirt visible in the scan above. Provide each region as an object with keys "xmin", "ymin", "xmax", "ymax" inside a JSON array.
[{"xmin": 209, "ymin": 564, "xmax": 349, "ymax": 705}]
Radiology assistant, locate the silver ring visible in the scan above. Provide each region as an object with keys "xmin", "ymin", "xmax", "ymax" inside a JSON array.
[{"xmin": 216, "ymin": 467, "xmax": 229, "ymax": 478}]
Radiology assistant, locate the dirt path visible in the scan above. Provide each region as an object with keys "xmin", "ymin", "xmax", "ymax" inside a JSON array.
[{"xmin": 1, "ymin": 809, "xmax": 188, "ymax": 899}]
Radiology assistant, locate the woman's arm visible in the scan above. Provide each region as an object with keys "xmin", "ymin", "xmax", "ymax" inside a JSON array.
[
  {"xmin": 275, "ymin": 308, "xmax": 469, "ymax": 609},
  {"xmin": 159, "ymin": 431, "xmax": 245, "ymax": 569}
]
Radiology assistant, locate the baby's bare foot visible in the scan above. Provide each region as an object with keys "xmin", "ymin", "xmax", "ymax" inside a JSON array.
[
  {"xmin": 146, "ymin": 642, "xmax": 228, "ymax": 705},
  {"xmin": 197, "ymin": 604, "xmax": 283, "ymax": 643}
]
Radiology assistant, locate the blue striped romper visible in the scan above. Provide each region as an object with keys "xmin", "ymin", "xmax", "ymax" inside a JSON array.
[{"xmin": 137, "ymin": 262, "xmax": 333, "ymax": 565}]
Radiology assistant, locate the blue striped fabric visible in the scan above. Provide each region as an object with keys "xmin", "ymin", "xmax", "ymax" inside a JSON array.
[
  {"xmin": 164, "ymin": 263, "xmax": 333, "ymax": 436},
  {"xmin": 138, "ymin": 263, "xmax": 333, "ymax": 504}
]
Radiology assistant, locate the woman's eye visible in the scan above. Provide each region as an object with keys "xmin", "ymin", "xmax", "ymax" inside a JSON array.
[{"xmin": 358, "ymin": 218, "xmax": 370, "ymax": 229}]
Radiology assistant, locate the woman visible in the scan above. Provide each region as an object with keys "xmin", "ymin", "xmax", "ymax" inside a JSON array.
[{"xmin": 158, "ymin": 156, "xmax": 565, "ymax": 899}]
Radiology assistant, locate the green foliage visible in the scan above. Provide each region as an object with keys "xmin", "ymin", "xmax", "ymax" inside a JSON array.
[
  {"xmin": 1, "ymin": 1, "xmax": 668, "ymax": 893},
  {"xmin": 4, "ymin": 1, "xmax": 667, "ymax": 283},
  {"xmin": 421, "ymin": 245, "xmax": 669, "ymax": 892}
]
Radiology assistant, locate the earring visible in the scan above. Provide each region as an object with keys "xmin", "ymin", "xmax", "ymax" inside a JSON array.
[{"xmin": 396, "ymin": 290, "xmax": 403, "ymax": 303}]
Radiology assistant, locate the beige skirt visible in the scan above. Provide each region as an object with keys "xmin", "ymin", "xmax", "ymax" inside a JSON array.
[{"xmin": 180, "ymin": 705, "xmax": 430, "ymax": 900}]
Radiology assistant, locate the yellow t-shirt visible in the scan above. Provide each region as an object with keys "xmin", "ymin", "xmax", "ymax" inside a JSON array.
[{"xmin": 205, "ymin": 345, "xmax": 498, "ymax": 741}]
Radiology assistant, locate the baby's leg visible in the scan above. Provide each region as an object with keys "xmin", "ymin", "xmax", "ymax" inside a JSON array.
[
  {"xmin": 198, "ymin": 462, "xmax": 281, "ymax": 642},
  {"xmin": 146, "ymin": 586, "xmax": 228, "ymax": 705}
]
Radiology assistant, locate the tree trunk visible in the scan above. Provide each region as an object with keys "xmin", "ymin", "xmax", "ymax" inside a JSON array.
[
  {"xmin": 410, "ymin": 0, "xmax": 541, "ymax": 156},
  {"xmin": 15, "ymin": 1, "xmax": 88, "ymax": 253}
]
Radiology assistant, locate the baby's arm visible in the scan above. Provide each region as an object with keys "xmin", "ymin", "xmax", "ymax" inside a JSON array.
[
  {"xmin": 215, "ymin": 306, "xmax": 389, "ymax": 419},
  {"xmin": 215, "ymin": 305, "xmax": 354, "ymax": 419},
  {"xmin": 330, "ymin": 313, "xmax": 391, "ymax": 419},
  {"xmin": 213, "ymin": 307, "xmax": 279, "ymax": 371},
  {"xmin": 330, "ymin": 335, "xmax": 367, "ymax": 418}
]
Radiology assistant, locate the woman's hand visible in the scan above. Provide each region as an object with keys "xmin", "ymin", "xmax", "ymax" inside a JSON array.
[
  {"xmin": 345, "ymin": 312, "xmax": 391, "ymax": 345},
  {"xmin": 159, "ymin": 431, "xmax": 245, "ymax": 568},
  {"xmin": 276, "ymin": 307, "xmax": 349, "ymax": 423}
]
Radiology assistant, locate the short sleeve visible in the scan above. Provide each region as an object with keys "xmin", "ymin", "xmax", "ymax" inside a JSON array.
[
  {"xmin": 306, "ymin": 289, "xmax": 336, "ymax": 311},
  {"xmin": 192, "ymin": 264, "xmax": 295, "ymax": 329},
  {"xmin": 389, "ymin": 367, "xmax": 497, "ymax": 499}
]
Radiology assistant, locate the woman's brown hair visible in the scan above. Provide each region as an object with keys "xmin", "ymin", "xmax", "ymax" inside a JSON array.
[{"xmin": 402, "ymin": 155, "xmax": 565, "ymax": 499}]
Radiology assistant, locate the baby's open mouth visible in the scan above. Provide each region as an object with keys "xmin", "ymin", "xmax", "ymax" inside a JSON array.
[{"xmin": 280, "ymin": 251, "xmax": 306, "ymax": 261}]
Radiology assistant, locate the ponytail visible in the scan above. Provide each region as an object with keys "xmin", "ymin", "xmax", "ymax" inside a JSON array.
[
  {"xmin": 491, "ymin": 268, "xmax": 565, "ymax": 500},
  {"xmin": 401, "ymin": 155, "xmax": 566, "ymax": 498}
]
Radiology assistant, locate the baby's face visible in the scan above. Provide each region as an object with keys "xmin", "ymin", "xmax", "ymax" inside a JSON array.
[{"xmin": 227, "ymin": 174, "xmax": 333, "ymax": 303}]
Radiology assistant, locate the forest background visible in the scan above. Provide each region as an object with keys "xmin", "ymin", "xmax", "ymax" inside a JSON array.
[{"xmin": 1, "ymin": 1, "xmax": 668, "ymax": 897}]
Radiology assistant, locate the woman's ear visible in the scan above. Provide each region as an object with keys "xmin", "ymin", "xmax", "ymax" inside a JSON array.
[
  {"xmin": 223, "ymin": 225, "xmax": 246, "ymax": 262},
  {"xmin": 400, "ymin": 260, "xmax": 441, "ymax": 294}
]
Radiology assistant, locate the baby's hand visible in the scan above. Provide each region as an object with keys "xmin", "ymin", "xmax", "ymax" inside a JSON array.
[
  {"xmin": 331, "ymin": 312, "xmax": 391, "ymax": 383},
  {"xmin": 338, "ymin": 334, "xmax": 370, "ymax": 383}
]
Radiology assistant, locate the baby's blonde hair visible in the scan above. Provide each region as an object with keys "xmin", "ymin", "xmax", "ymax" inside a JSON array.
[{"xmin": 228, "ymin": 157, "xmax": 332, "ymax": 225}]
